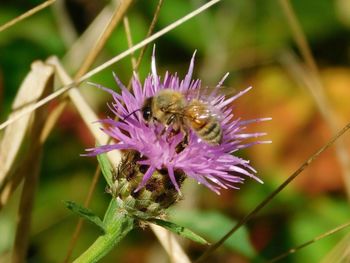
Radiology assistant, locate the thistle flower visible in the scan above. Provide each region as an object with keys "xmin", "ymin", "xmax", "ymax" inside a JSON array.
[{"xmin": 85, "ymin": 50, "xmax": 270, "ymax": 197}]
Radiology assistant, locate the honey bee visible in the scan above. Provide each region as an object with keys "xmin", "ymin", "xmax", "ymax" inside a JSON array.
[{"xmin": 141, "ymin": 89, "xmax": 222, "ymax": 145}]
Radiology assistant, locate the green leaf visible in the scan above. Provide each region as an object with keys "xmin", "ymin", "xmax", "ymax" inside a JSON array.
[
  {"xmin": 97, "ymin": 153, "xmax": 114, "ymax": 188},
  {"xmin": 64, "ymin": 201, "xmax": 106, "ymax": 233},
  {"xmin": 169, "ymin": 209, "xmax": 256, "ymax": 257},
  {"xmin": 150, "ymin": 218, "xmax": 209, "ymax": 245}
]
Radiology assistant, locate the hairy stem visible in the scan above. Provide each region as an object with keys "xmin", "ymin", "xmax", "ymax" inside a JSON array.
[{"xmin": 73, "ymin": 212, "xmax": 134, "ymax": 263}]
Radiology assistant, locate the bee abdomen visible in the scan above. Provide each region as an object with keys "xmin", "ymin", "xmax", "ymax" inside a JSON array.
[{"xmin": 196, "ymin": 120, "xmax": 222, "ymax": 144}]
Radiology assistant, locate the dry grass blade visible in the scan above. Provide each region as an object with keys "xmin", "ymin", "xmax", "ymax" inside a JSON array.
[
  {"xmin": 47, "ymin": 56, "xmax": 122, "ymax": 165},
  {"xmin": 40, "ymin": 0, "xmax": 131, "ymax": 156},
  {"xmin": 151, "ymin": 224, "xmax": 191, "ymax": 263},
  {"xmin": 195, "ymin": 121, "xmax": 350, "ymax": 262},
  {"xmin": 278, "ymin": 0, "xmax": 350, "ymax": 198},
  {"xmin": 75, "ymin": 0, "xmax": 133, "ymax": 79},
  {"xmin": 133, "ymin": 0, "xmax": 164, "ymax": 71},
  {"xmin": 0, "ymin": 63, "xmax": 54, "ymax": 210},
  {"xmin": 278, "ymin": 0, "xmax": 318, "ymax": 74},
  {"xmin": 0, "ymin": 0, "xmax": 56, "ymax": 33},
  {"xmin": 268, "ymin": 221, "xmax": 350, "ymax": 262},
  {"xmin": 0, "ymin": 0, "xmax": 220, "ymax": 132},
  {"xmin": 62, "ymin": 5, "xmax": 114, "ymax": 72},
  {"xmin": 321, "ymin": 232, "xmax": 350, "ymax": 263},
  {"xmin": 0, "ymin": 83, "xmax": 72, "ymax": 131},
  {"xmin": 126, "ymin": 0, "xmax": 164, "ymax": 89},
  {"xmin": 123, "ymin": 16, "xmax": 137, "ymax": 69},
  {"xmin": 52, "ymin": 0, "xmax": 78, "ymax": 46},
  {"xmin": 10, "ymin": 64, "xmax": 54, "ymax": 263},
  {"xmin": 0, "ymin": 61, "xmax": 54, "ymax": 189},
  {"xmin": 11, "ymin": 156, "xmax": 42, "ymax": 263},
  {"xmin": 46, "ymin": 0, "xmax": 131, "ymax": 142},
  {"xmin": 338, "ymin": 244, "xmax": 350, "ymax": 263}
]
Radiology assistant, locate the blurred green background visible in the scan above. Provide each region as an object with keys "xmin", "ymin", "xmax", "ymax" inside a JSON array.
[{"xmin": 1, "ymin": 0, "xmax": 350, "ymax": 262}]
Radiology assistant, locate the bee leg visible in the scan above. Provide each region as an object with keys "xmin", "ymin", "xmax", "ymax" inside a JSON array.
[
  {"xmin": 162, "ymin": 114, "xmax": 177, "ymax": 136},
  {"xmin": 166, "ymin": 114, "xmax": 176, "ymax": 126},
  {"xmin": 159, "ymin": 126, "xmax": 170, "ymax": 137},
  {"xmin": 175, "ymin": 132, "xmax": 189, "ymax": 153},
  {"xmin": 158, "ymin": 124, "xmax": 173, "ymax": 142}
]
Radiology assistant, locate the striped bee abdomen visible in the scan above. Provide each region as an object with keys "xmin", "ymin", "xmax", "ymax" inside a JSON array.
[{"xmin": 195, "ymin": 117, "xmax": 222, "ymax": 144}]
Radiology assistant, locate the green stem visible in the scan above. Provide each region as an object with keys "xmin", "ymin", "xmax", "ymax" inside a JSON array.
[{"xmin": 73, "ymin": 212, "xmax": 134, "ymax": 263}]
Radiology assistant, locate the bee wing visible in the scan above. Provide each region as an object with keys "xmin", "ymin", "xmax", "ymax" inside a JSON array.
[
  {"xmin": 183, "ymin": 86, "xmax": 238, "ymax": 101},
  {"xmin": 183, "ymin": 101, "xmax": 214, "ymax": 120},
  {"xmin": 183, "ymin": 86, "xmax": 241, "ymax": 121}
]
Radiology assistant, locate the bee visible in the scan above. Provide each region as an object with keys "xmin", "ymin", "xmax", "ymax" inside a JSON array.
[{"xmin": 141, "ymin": 89, "xmax": 222, "ymax": 145}]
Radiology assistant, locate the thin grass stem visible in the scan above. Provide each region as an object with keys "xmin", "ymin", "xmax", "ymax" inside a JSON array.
[
  {"xmin": 196, "ymin": 121, "xmax": 350, "ymax": 262},
  {"xmin": 268, "ymin": 221, "xmax": 350, "ymax": 262},
  {"xmin": 126, "ymin": 0, "xmax": 164, "ymax": 89},
  {"xmin": 0, "ymin": 0, "xmax": 56, "ymax": 33}
]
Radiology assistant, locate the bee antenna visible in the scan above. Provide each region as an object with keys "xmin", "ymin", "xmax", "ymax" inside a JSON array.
[{"xmin": 123, "ymin": 109, "xmax": 141, "ymax": 121}]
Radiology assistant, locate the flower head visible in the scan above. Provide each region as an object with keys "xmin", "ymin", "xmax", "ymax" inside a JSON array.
[{"xmin": 86, "ymin": 50, "xmax": 270, "ymax": 194}]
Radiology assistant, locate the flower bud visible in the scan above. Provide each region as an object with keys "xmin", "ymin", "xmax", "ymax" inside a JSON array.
[{"xmin": 111, "ymin": 150, "xmax": 185, "ymax": 219}]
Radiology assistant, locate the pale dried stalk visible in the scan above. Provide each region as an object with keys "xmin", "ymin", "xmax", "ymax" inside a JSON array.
[
  {"xmin": 133, "ymin": 0, "xmax": 164, "ymax": 72},
  {"xmin": 196, "ymin": 121, "xmax": 350, "ymax": 262},
  {"xmin": 11, "ymin": 126, "xmax": 44, "ymax": 263},
  {"xmin": 278, "ymin": 0, "xmax": 350, "ymax": 198},
  {"xmin": 337, "ymin": 238, "xmax": 350, "ymax": 263},
  {"xmin": 10, "ymin": 62, "xmax": 54, "ymax": 263},
  {"xmin": 278, "ymin": 0, "xmax": 318, "ymax": 74},
  {"xmin": 126, "ymin": 0, "xmax": 164, "ymax": 89},
  {"xmin": 47, "ymin": 57, "xmax": 122, "ymax": 164},
  {"xmin": 0, "ymin": 83, "xmax": 72, "ymax": 131},
  {"xmin": 268, "ymin": 221, "xmax": 350, "ymax": 263},
  {"xmin": 41, "ymin": 0, "xmax": 130, "ymax": 146},
  {"xmin": 0, "ymin": 62, "xmax": 54, "ymax": 188},
  {"xmin": 0, "ymin": 172, "xmax": 22, "ymax": 210},
  {"xmin": 321, "ymin": 233, "xmax": 350, "ymax": 263},
  {"xmin": 75, "ymin": 0, "xmax": 133, "ymax": 79},
  {"xmin": 151, "ymin": 224, "xmax": 191, "ymax": 263},
  {"xmin": 0, "ymin": 0, "xmax": 221, "ymax": 132},
  {"xmin": 62, "ymin": 5, "xmax": 115, "ymax": 72},
  {"xmin": 39, "ymin": 97, "xmax": 69, "ymax": 142},
  {"xmin": 52, "ymin": 0, "xmax": 78, "ymax": 46},
  {"xmin": 41, "ymin": 0, "xmax": 133, "ymax": 163},
  {"xmin": 123, "ymin": 16, "xmax": 137, "ymax": 69},
  {"xmin": 0, "ymin": 0, "xmax": 56, "ymax": 32}
]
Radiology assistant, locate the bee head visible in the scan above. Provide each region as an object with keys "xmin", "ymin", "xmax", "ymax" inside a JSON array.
[{"xmin": 142, "ymin": 97, "xmax": 153, "ymax": 121}]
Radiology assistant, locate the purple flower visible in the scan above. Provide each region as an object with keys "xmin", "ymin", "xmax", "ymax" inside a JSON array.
[{"xmin": 85, "ymin": 50, "xmax": 270, "ymax": 194}]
